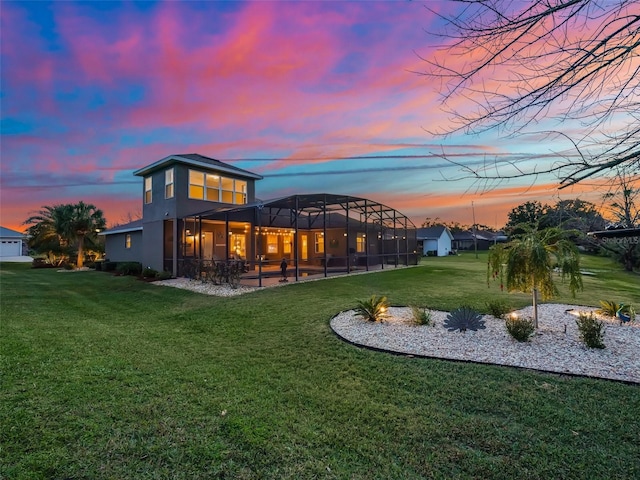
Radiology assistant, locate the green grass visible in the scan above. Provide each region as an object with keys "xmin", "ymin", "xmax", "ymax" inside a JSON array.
[{"xmin": 1, "ymin": 254, "xmax": 639, "ymax": 479}]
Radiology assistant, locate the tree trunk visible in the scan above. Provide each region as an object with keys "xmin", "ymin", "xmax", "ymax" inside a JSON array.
[
  {"xmin": 623, "ymin": 245, "xmax": 634, "ymax": 272},
  {"xmin": 532, "ymin": 287, "xmax": 539, "ymax": 329},
  {"xmin": 77, "ymin": 235, "xmax": 85, "ymax": 268}
]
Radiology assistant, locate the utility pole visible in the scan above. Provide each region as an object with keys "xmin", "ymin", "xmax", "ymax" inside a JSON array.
[{"xmin": 472, "ymin": 201, "xmax": 478, "ymax": 259}]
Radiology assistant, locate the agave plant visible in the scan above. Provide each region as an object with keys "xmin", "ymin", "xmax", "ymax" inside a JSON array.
[
  {"xmin": 354, "ymin": 295, "xmax": 389, "ymax": 322},
  {"xmin": 444, "ymin": 306, "xmax": 486, "ymax": 332}
]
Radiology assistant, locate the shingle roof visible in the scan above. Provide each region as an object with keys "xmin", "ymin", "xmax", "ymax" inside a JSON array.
[
  {"xmin": 132, "ymin": 153, "xmax": 263, "ymax": 180},
  {"xmin": 99, "ymin": 219, "xmax": 143, "ymax": 236},
  {"xmin": 416, "ymin": 226, "xmax": 451, "ymax": 239},
  {"xmin": 0, "ymin": 226, "xmax": 25, "ymax": 237}
]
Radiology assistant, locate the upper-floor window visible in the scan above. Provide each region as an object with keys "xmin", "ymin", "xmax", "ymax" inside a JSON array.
[
  {"xmin": 144, "ymin": 177, "xmax": 152, "ymax": 204},
  {"xmin": 165, "ymin": 168, "xmax": 174, "ymax": 199},
  {"xmin": 125, "ymin": 234, "xmax": 132, "ymax": 249},
  {"xmin": 188, "ymin": 169, "xmax": 247, "ymax": 204}
]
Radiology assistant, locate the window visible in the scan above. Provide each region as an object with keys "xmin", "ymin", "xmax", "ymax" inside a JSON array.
[
  {"xmin": 144, "ymin": 177, "xmax": 152, "ymax": 204},
  {"xmin": 206, "ymin": 174, "xmax": 220, "ymax": 201},
  {"xmin": 221, "ymin": 177, "xmax": 234, "ymax": 203},
  {"xmin": 283, "ymin": 234, "xmax": 292, "ymax": 254},
  {"xmin": 188, "ymin": 169, "xmax": 247, "ymax": 205},
  {"xmin": 356, "ymin": 235, "xmax": 366, "ymax": 253},
  {"xmin": 267, "ymin": 234, "xmax": 278, "ymax": 254},
  {"xmin": 315, "ymin": 232, "xmax": 324, "ymax": 254},
  {"xmin": 189, "ymin": 170, "xmax": 205, "ymax": 199},
  {"xmin": 125, "ymin": 234, "xmax": 132, "ymax": 249},
  {"xmin": 235, "ymin": 180, "xmax": 247, "ymax": 204},
  {"xmin": 165, "ymin": 168, "xmax": 174, "ymax": 199}
]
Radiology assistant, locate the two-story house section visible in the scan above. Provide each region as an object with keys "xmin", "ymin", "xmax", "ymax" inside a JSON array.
[
  {"xmin": 104, "ymin": 153, "xmax": 262, "ymax": 274},
  {"xmin": 102, "ymin": 153, "xmax": 418, "ymax": 284}
]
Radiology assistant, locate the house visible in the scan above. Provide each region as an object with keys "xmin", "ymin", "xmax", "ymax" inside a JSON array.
[
  {"xmin": 416, "ymin": 226, "xmax": 453, "ymax": 256},
  {"xmin": 0, "ymin": 226, "xmax": 26, "ymax": 258},
  {"xmin": 101, "ymin": 154, "xmax": 418, "ymax": 285},
  {"xmin": 452, "ymin": 229, "xmax": 508, "ymax": 251}
]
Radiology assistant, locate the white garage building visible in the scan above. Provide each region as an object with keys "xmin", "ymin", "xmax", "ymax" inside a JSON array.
[{"xmin": 0, "ymin": 226, "xmax": 26, "ymax": 258}]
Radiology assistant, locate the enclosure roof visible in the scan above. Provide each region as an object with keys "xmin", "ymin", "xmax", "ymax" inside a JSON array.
[{"xmin": 190, "ymin": 193, "xmax": 416, "ymax": 228}]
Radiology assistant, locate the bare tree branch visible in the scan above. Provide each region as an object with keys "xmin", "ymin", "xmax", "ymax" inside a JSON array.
[{"xmin": 420, "ymin": 0, "xmax": 640, "ymax": 187}]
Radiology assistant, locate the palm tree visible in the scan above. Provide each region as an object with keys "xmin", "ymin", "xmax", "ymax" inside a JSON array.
[
  {"xmin": 24, "ymin": 202, "xmax": 106, "ymax": 268},
  {"xmin": 67, "ymin": 202, "xmax": 106, "ymax": 268},
  {"xmin": 24, "ymin": 204, "xmax": 75, "ymax": 265},
  {"xmin": 488, "ymin": 225, "xmax": 583, "ymax": 328}
]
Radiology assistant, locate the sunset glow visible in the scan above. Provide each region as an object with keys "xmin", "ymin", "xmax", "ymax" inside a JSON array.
[{"xmin": 0, "ymin": 1, "xmax": 616, "ymax": 232}]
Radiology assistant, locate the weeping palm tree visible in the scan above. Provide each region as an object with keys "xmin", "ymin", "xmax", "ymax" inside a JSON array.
[
  {"xmin": 488, "ymin": 225, "xmax": 583, "ymax": 328},
  {"xmin": 24, "ymin": 202, "xmax": 106, "ymax": 268}
]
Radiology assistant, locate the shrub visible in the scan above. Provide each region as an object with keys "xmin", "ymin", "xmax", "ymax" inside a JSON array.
[
  {"xmin": 505, "ymin": 315, "xmax": 535, "ymax": 342},
  {"xmin": 444, "ymin": 306, "xmax": 485, "ymax": 332},
  {"xmin": 355, "ymin": 295, "xmax": 389, "ymax": 322},
  {"xmin": 576, "ymin": 312, "xmax": 605, "ymax": 349},
  {"xmin": 103, "ymin": 261, "xmax": 117, "ymax": 272},
  {"xmin": 486, "ymin": 300, "xmax": 512, "ymax": 319},
  {"xmin": 410, "ymin": 306, "xmax": 433, "ymax": 326},
  {"xmin": 596, "ymin": 300, "xmax": 619, "ymax": 317},
  {"xmin": 31, "ymin": 258, "xmax": 56, "ymax": 269},
  {"xmin": 142, "ymin": 267, "xmax": 159, "ymax": 278},
  {"xmin": 116, "ymin": 262, "xmax": 142, "ymax": 276},
  {"xmin": 62, "ymin": 263, "xmax": 75, "ymax": 270},
  {"xmin": 156, "ymin": 270, "xmax": 172, "ymax": 280}
]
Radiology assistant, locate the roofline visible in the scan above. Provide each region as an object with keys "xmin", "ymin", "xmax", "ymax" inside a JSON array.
[
  {"xmin": 133, "ymin": 154, "xmax": 263, "ymax": 180},
  {"xmin": 99, "ymin": 226, "xmax": 143, "ymax": 236},
  {"xmin": 0, "ymin": 232, "xmax": 26, "ymax": 238},
  {"xmin": 587, "ymin": 228, "xmax": 640, "ymax": 239}
]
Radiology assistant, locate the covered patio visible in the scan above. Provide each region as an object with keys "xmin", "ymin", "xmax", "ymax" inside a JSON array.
[{"xmin": 170, "ymin": 194, "xmax": 418, "ymax": 286}]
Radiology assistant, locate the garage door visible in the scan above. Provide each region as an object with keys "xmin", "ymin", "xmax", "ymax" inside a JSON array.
[{"xmin": 0, "ymin": 240, "xmax": 22, "ymax": 257}]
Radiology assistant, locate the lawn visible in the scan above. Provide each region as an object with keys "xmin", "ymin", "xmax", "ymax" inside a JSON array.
[{"xmin": 1, "ymin": 253, "xmax": 639, "ymax": 479}]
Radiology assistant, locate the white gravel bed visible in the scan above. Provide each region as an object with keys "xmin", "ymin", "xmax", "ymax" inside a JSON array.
[
  {"xmin": 331, "ymin": 304, "xmax": 640, "ymax": 383},
  {"xmin": 151, "ymin": 278, "xmax": 260, "ymax": 296}
]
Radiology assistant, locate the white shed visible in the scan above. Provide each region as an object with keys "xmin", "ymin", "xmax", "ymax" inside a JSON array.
[
  {"xmin": 416, "ymin": 226, "xmax": 454, "ymax": 257},
  {"xmin": 0, "ymin": 226, "xmax": 26, "ymax": 257}
]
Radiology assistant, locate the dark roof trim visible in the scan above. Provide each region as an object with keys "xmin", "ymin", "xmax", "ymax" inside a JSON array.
[
  {"xmin": 100, "ymin": 219, "xmax": 143, "ymax": 236},
  {"xmin": 587, "ymin": 228, "xmax": 640, "ymax": 239},
  {"xmin": 133, "ymin": 154, "xmax": 263, "ymax": 180}
]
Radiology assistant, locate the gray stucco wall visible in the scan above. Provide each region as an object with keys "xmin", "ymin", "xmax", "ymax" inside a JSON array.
[
  {"xmin": 141, "ymin": 220, "xmax": 165, "ymax": 271},
  {"xmin": 104, "ymin": 230, "xmax": 143, "ymax": 263},
  {"xmin": 140, "ymin": 164, "xmax": 258, "ymax": 224}
]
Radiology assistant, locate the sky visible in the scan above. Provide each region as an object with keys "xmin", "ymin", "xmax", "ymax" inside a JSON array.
[{"xmin": 1, "ymin": 0, "xmax": 608, "ymax": 233}]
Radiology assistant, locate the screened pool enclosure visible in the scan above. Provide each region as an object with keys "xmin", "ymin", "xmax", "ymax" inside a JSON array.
[{"xmin": 169, "ymin": 194, "xmax": 418, "ymax": 286}]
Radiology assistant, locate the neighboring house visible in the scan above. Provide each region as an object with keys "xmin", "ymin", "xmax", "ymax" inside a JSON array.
[
  {"xmin": 416, "ymin": 226, "xmax": 453, "ymax": 256},
  {"xmin": 101, "ymin": 153, "xmax": 418, "ymax": 284},
  {"xmin": 0, "ymin": 226, "xmax": 26, "ymax": 257},
  {"xmin": 452, "ymin": 230, "xmax": 508, "ymax": 251}
]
